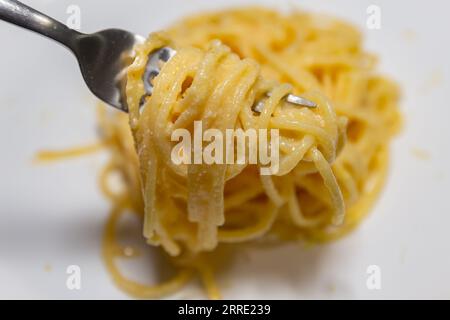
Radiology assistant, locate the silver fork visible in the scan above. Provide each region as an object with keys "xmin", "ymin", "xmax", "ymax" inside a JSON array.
[{"xmin": 0, "ymin": 0, "xmax": 316, "ymax": 113}]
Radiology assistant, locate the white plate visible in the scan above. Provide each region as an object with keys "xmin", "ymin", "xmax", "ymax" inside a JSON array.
[{"xmin": 0, "ymin": 0, "xmax": 449, "ymax": 299}]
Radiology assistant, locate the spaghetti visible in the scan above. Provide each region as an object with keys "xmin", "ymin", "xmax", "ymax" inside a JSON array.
[{"xmin": 99, "ymin": 7, "xmax": 401, "ymax": 299}]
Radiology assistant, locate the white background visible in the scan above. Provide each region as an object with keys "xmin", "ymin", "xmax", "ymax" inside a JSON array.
[{"xmin": 0, "ymin": 0, "xmax": 449, "ymax": 299}]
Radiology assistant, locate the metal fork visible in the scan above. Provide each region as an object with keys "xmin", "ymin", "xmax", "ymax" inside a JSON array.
[{"xmin": 0, "ymin": 0, "xmax": 316, "ymax": 113}]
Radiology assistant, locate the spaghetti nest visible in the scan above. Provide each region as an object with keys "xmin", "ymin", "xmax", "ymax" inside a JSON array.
[{"xmin": 100, "ymin": 7, "xmax": 401, "ymax": 299}]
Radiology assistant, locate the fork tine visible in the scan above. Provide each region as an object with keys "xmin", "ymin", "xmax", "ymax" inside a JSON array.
[
  {"xmin": 252, "ymin": 94, "xmax": 317, "ymax": 114},
  {"xmin": 285, "ymin": 94, "xmax": 317, "ymax": 108}
]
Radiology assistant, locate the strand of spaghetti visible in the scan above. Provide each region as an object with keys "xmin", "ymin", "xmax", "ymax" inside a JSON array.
[
  {"xmin": 218, "ymin": 204, "xmax": 278, "ymax": 242},
  {"xmin": 196, "ymin": 262, "xmax": 222, "ymax": 300},
  {"xmin": 35, "ymin": 142, "xmax": 105, "ymax": 162},
  {"xmin": 310, "ymin": 147, "xmax": 345, "ymax": 225},
  {"xmin": 103, "ymin": 205, "xmax": 193, "ymax": 298},
  {"xmin": 286, "ymin": 177, "xmax": 325, "ymax": 228}
]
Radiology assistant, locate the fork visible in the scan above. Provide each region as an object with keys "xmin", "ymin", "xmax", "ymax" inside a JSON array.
[{"xmin": 0, "ymin": 0, "xmax": 316, "ymax": 113}]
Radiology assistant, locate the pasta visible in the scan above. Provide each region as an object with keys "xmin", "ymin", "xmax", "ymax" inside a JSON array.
[{"xmin": 99, "ymin": 7, "xmax": 401, "ymax": 299}]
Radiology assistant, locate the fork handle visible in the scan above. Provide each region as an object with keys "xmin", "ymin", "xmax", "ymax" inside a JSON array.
[{"xmin": 0, "ymin": 0, "xmax": 80, "ymax": 49}]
